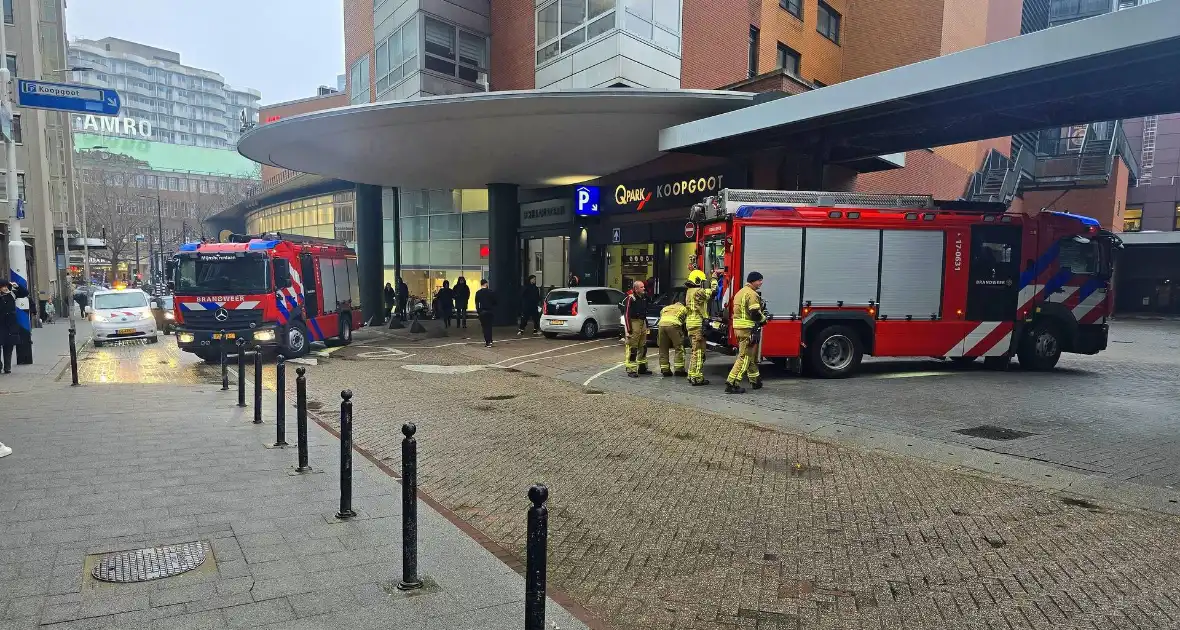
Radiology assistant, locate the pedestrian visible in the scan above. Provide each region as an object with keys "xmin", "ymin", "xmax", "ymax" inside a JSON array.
[
  {"xmin": 475, "ymin": 278, "xmax": 497, "ymax": 347},
  {"xmin": 621, "ymin": 280, "xmax": 651, "ymax": 377},
  {"xmin": 568, "ymin": 273, "xmax": 580, "ymax": 288},
  {"xmin": 1, "ymin": 281, "xmax": 28, "ymax": 375},
  {"xmin": 73, "ymin": 286, "xmax": 88, "ymax": 319},
  {"xmin": 396, "ymin": 277, "xmax": 409, "ymax": 321},
  {"xmin": 436, "ymin": 281, "xmax": 454, "ymax": 328},
  {"xmin": 453, "ymin": 276, "xmax": 470, "ymax": 329},
  {"xmin": 517, "ymin": 274, "xmax": 541, "ymax": 336},
  {"xmin": 384, "ymin": 282, "xmax": 396, "ymax": 321},
  {"xmin": 657, "ymin": 300, "xmax": 688, "ymax": 377},
  {"xmin": 726, "ymin": 271, "xmax": 767, "ymax": 394},
  {"xmin": 685, "ymin": 269, "xmax": 720, "ymax": 386}
]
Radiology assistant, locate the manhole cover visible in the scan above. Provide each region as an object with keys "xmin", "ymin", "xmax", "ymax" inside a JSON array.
[
  {"xmin": 954, "ymin": 425, "xmax": 1033, "ymax": 441},
  {"xmin": 92, "ymin": 542, "xmax": 208, "ymax": 583}
]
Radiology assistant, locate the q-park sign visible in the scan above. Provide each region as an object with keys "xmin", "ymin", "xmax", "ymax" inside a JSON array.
[{"xmin": 16, "ymin": 79, "xmax": 121, "ymax": 116}]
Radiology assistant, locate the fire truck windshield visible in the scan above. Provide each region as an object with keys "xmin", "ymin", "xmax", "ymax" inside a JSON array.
[{"xmin": 176, "ymin": 255, "xmax": 271, "ymax": 295}]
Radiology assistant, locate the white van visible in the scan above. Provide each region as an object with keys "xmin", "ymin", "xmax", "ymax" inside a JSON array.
[{"xmin": 88, "ymin": 289, "xmax": 159, "ymax": 347}]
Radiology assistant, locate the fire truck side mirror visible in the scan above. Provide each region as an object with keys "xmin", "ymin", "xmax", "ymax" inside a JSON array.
[{"xmin": 273, "ymin": 259, "xmax": 292, "ymax": 289}]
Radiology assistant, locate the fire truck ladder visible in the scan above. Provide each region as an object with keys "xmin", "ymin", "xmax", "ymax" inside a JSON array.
[
  {"xmin": 228, "ymin": 232, "xmax": 351, "ymax": 247},
  {"xmin": 719, "ymin": 189, "xmax": 936, "ymax": 212}
]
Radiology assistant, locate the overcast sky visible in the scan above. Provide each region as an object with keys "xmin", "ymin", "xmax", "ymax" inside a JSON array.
[{"xmin": 65, "ymin": 0, "xmax": 345, "ymax": 105}]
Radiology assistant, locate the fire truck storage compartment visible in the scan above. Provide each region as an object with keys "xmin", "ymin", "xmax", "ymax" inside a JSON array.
[
  {"xmin": 317, "ymin": 258, "xmax": 360, "ymax": 315},
  {"xmin": 741, "ymin": 227, "xmax": 803, "ymax": 317},
  {"xmin": 879, "ymin": 230, "xmax": 945, "ymax": 320},
  {"xmin": 803, "ymin": 229, "xmax": 880, "ymax": 307}
]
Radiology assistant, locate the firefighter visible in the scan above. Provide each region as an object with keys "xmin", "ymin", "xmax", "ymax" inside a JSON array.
[
  {"xmin": 726, "ymin": 271, "xmax": 766, "ymax": 394},
  {"xmin": 621, "ymin": 280, "xmax": 650, "ymax": 377},
  {"xmin": 656, "ymin": 300, "xmax": 688, "ymax": 377},
  {"xmin": 684, "ymin": 269, "xmax": 718, "ymax": 386}
]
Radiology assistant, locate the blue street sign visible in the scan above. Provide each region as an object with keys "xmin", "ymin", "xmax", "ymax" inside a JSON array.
[
  {"xmin": 16, "ymin": 79, "xmax": 121, "ymax": 116},
  {"xmin": 15, "ymin": 198, "xmax": 23, "ymax": 220},
  {"xmin": 575, "ymin": 185, "xmax": 600, "ymax": 217}
]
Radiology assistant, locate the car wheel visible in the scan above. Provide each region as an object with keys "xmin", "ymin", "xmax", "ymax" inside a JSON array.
[
  {"xmin": 1017, "ymin": 322, "xmax": 1062, "ymax": 371},
  {"xmin": 581, "ymin": 319, "xmax": 598, "ymax": 339},
  {"xmin": 807, "ymin": 325, "xmax": 864, "ymax": 379},
  {"xmin": 543, "ymin": 331, "xmax": 558, "ymax": 339},
  {"xmin": 283, "ymin": 321, "xmax": 310, "ymax": 358}
]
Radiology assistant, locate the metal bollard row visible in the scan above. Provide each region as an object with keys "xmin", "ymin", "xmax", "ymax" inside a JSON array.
[
  {"xmin": 253, "ymin": 348, "xmax": 263, "ymax": 424},
  {"xmin": 525, "ymin": 484, "xmax": 549, "ymax": 630},
  {"xmin": 68, "ymin": 326, "xmax": 79, "ymax": 386},
  {"xmin": 295, "ymin": 367, "xmax": 311, "ymax": 472},
  {"xmin": 273, "ymin": 359, "xmax": 289, "ymax": 447},
  {"xmin": 236, "ymin": 338, "xmax": 247, "ymax": 407},
  {"xmin": 397, "ymin": 423, "xmax": 422, "ymax": 590},
  {"xmin": 220, "ymin": 330, "xmax": 229, "ymax": 391},
  {"xmin": 336, "ymin": 390, "xmax": 357, "ymax": 520}
]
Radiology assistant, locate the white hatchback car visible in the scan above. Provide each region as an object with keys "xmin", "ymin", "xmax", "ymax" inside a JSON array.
[
  {"xmin": 89, "ymin": 289, "xmax": 159, "ymax": 347},
  {"xmin": 540, "ymin": 287, "xmax": 627, "ymax": 339}
]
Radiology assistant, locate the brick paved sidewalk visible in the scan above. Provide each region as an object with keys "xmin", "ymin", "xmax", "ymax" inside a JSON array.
[
  {"xmin": 299, "ymin": 344, "xmax": 1180, "ymax": 630},
  {"xmin": 0, "ymin": 376, "xmax": 589, "ymax": 628}
]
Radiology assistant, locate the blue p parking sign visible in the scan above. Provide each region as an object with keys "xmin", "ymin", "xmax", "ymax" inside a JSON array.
[{"xmin": 575, "ymin": 185, "xmax": 600, "ymax": 216}]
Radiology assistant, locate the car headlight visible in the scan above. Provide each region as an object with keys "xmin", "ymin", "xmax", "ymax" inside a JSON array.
[
  {"xmin": 92, "ymin": 312, "xmax": 108, "ymax": 322},
  {"xmin": 252, "ymin": 329, "xmax": 276, "ymax": 342},
  {"xmin": 178, "ymin": 333, "xmax": 195, "ymax": 343},
  {"xmin": 164, "ymin": 312, "xmax": 174, "ymax": 320}
]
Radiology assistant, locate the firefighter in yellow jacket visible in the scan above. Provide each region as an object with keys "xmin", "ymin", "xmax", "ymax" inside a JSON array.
[
  {"xmin": 684, "ymin": 269, "xmax": 718, "ymax": 386},
  {"xmin": 657, "ymin": 301, "xmax": 688, "ymax": 377},
  {"xmin": 726, "ymin": 271, "xmax": 766, "ymax": 394},
  {"xmin": 621, "ymin": 280, "xmax": 651, "ymax": 377}
]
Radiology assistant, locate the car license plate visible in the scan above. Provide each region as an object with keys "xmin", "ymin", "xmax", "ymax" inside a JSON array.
[
  {"xmin": 212, "ymin": 332, "xmax": 236, "ymax": 340},
  {"xmin": 117, "ymin": 328, "xmax": 136, "ymax": 335},
  {"xmin": 550, "ymin": 320, "xmax": 566, "ymax": 326}
]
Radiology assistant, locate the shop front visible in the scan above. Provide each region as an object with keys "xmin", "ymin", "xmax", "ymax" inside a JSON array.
[
  {"xmin": 518, "ymin": 197, "xmax": 574, "ymax": 295},
  {"xmin": 587, "ymin": 164, "xmax": 746, "ymax": 296}
]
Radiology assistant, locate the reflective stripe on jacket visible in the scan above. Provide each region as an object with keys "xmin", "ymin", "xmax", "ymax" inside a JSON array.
[
  {"xmin": 731, "ymin": 285, "xmax": 763, "ymax": 330},
  {"xmin": 685, "ymin": 281, "xmax": 716, "ymax": 328},
  {"xmin": 658, "ymin": 303, "xmax": 687, "ymax": 327}
]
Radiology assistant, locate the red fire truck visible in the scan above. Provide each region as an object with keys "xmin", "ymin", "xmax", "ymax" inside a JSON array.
[
  {"xmin": 690, "ymin": 189, "xmax": 1122, "ymax": 378},
  {"xmin": 169, "ymin": 233, "xmax": 362, "ymax": 361}
]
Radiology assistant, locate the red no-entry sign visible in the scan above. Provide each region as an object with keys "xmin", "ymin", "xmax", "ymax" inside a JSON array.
[{"xmin": 684, "ymin": 222, "xmax": 696, "ymax": 239}]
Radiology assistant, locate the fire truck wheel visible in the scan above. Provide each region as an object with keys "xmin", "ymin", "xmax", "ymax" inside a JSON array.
[
  {"xmin": 283, "ymin": 322, "xmax": 310, "ymax": 358},
  {"xmin": 1018, "ymin": 322, "xmax": 1062, "ymax": 371},
  {"xmin": 808, "ymin": 325, "xmax": 863, "ymax": 379}
]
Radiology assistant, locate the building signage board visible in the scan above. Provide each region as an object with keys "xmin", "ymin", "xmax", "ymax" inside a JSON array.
[
  {"xmin": 17, "ymin": 79, "xmax": 121, "ymax": 116},
  {"xmin": 602, "ymin": 165, "xmax": 747, "ymax": 214},
  {"xmin": 519, "ymin": 198, "xmax": 571, "ymax": 228},
  {"xmin": 74, "ymin": 114, "xmax": 153, "ymax": 139},
  {"xmin": 575, "ymin": 185, "xmax": 600, "ymax": 216}
]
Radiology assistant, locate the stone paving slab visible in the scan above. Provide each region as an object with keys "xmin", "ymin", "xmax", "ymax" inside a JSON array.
[{"xmin": 0, "ymin": 370, "xmax": 590, "ymax": 629}]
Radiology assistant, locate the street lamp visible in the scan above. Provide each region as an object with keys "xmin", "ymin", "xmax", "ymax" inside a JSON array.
[
  {"xmin": 78, "ymin": 145, "xmax": 108, "ymax": 288},
  {"xmin": 45, "ymin": 67, "xmax": 92, "ymax": 315},
  {"xmin": 139, "ymin": 192, "xmax": 163, "ymax": 288}
]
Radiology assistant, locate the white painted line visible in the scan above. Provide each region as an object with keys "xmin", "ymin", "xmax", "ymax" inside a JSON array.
[
  {"xmin": 583, "ymin": 362, "xmax": 624, "ymax": 387},
  {"xmin": 493, "ymin": 339, "xmax": 600, "ymax": 366},
  {"xmin": 503, "ymin": 341, "xmax": 616, "ymax": 368},
  {"xmin": 871, "ymin": 371, "xmax": 958, "ymax": 379}
]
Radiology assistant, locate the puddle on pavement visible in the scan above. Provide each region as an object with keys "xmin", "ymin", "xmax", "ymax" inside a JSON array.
[
  {"xmin": 1061, "ymin": 497, "xmax": 1104, "ymax": 512},
  {"xmin": 306, "ymin": 401, "xmax": 324, "ymax": 411},
  {"xmin": 753, "ymin": 456, "xmax": 824, "ymax": 478}
]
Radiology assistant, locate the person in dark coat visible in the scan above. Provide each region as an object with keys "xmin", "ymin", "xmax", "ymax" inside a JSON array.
[
  {"xmin": 435, "ymin": 281, "xmax": 454, "ymax": 328},
  {"xmin": 383, "ymin": 283, "xmax": 396, "ymax": 321},
  {"xmin": 1, "ymin": 281, "xmax": 29, "ymax": 374},
  {"xmin": 452, "ymin": 277, "xmax": 471, "ymax": 329},
  {"xmin": 474, "ymin": 279, "xmax": 497, "ymax": 347},
  {"xmin": 73, "ymin": 287, "xmax": 89, "ymax": 319},
  {"xmin": 395, "ymin": 278, "xmax": 409, "ymax": 321},
  {"xmin": 518, "ymin": 275, "xmax": 542, "ymax": 336}
]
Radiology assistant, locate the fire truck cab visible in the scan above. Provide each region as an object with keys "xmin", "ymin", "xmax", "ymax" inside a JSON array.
[
  {"xmin": 168, "ymin": 233, "xmax": 362, "ymax": 361},
  {"xmin": 691, "ymin": 189, "xmax": 1121, "ymax": 378}
]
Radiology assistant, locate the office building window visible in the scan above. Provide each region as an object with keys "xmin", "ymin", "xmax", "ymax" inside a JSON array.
[
  {"xmin": 776, "ymin": 43, "xmax": 801, "ymax": 76},
  {"xmin": 818, "ymin": 1, "xmax": 841, "ymax": 44},
  {"xmin": 624, "ymin": 0, "xmax": 681, "ymax": 53},
  {"xmin": 1124, "ymin": 206, "xmax": 1142, "ymax": 232},
  {"xmin": 424, "ymin": 17, "xmax": 487, "ymax": 84},
  {"xmin": 748, "ymin": 26, "xmax": 759, "ymax": 78},
  {"xmin": 3, "ymin": 0, "xmax": 12, "ymax": 24},
  {"xmin": 5, "ymin": 54, "xmax": 14, "ymax": 78},
  {"xmin": 780, "ymin": 0, "xmax": 802, "ymax": 19},
  {"xmin": 376, "ymin": 16, "xmax": 418, "ymax": 95},
  {"xmin": 349, "ymin": 56, "xmax": 371, "ymax": 105},
  {"xmin": 536, "ymin": 0, "xmax": 616, "ymax": 65},
  {"xmin": 0, "ymin": 171, "xmax": 27, "ymax": 201},
  {"xmin": 10, "ymin": 113, "xmax": 20, "ymax": 144},
  {"xmin": 1175, "ymin": 204, "xmax": 1180, "ymax": 230}
]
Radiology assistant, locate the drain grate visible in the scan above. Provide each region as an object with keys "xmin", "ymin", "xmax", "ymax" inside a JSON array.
[
  {"xmin": 955, "ymin": 425, "xmax": 1033, "ymax": 441},
  {"xmin": 92, "ymin": 542, "xmax": 208, "ymax": 583}
]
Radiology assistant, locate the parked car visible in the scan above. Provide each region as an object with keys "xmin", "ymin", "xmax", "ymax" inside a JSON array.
[
  {"xmin": 151, "ymin": 295, "xmax": 175, "ymax": 334},
  {"xmin": 88, "ymin": 288, "xmax": 159, "ymax": 347},
  {"xmin": 540, "ymin": 287, "xmax": 627, "ymax": 339}
]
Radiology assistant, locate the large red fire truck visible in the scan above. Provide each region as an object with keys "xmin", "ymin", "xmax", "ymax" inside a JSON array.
[
  {"xmin": 690, "ymin": 189, "xmax": 1121, "ymax": 378},
  {"xmin": 168, "ymin": 233, "xmax": 362, "ymax": 361}
]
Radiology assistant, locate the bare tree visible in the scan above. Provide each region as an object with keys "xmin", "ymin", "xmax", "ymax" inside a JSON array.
[{"xmin": 78, "ymin": 155, "xmax": 154, "ymax": 283}]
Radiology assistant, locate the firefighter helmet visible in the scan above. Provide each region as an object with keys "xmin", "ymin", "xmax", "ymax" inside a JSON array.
[{"xmin": 688, "ymin": 269, "xmax": 707, "ymax": 285}]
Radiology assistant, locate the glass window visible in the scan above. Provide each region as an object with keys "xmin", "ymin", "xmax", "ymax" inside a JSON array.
[
  {"xmin": 780, "ymin": 0, "xmax": 802, "ymax": 19},
  {"xmin": 5, "ymin": 54, "xmax": 15, "ymax": 78},
  {"xmin": 586, "ymin": 289, "xmax": 611, "ymax": 305},
  {"xmin": 425, "ymin": 17, "xmax": 456, "ymax": 59},
  {"xmin": 538, "ymin": 0, "xmax": 616, "ymax": 64},
  {"xmin": 748, "ymin": 26, "xmax": 759, "ymax": 78},
  {"xmin": 777, "ymin": 43, "xmax": 800, "ymax": 76},
  {"xmin": 561, "ymin": 0, "xmax": 587, "ymax": 33},
  {"xmin": 454, "ymin": 189, "xmax": 488, "ymax": 212},
  {"xmin": 653, "ymin": 0, "xmax": 679, "ymax": 33},
  {"xmin": 349, "ymin": 56, "xmax": 370, "ymax": 105},
  {"xmin": 537, "ymin": 2, "xmax": 559, "ymax": 45},
  {"xmin": 458, "ymin": 31, "xmax": 486, "ymax": 69},
  {"xmin": 462, "ymin": 239, "xmax": 488, "ymax": 267},
  {"xmin": 4, "ymin": 0, "xmax": 13, "ymax": 24},
  {"xmin": 1124, "ymin": 207, "xmax": 1142, "ymax": 232},
  {"xmin": 817, "ymin": 1, "xmax": 841, "ymax": 44},
  {"xmin": 1058, "ymin": 238, "xmax": 1099, "ymax": 275},
  {"xmin": 429, "ymin": 240, "xmax": 462, "ymax": 267},
  {"xmin": 10, "ymin": 113, "xmax": 20, "ymax": 144},
  {"xmin": 1175, "ymin": 205, "xmax": 1180, "ymax": 230},
  {"xmin": 403, "ymin": 241, "xmax": 429, "ymax": 265},
  {"xmin": 402, "ymin": 217, "xmax": 429, "ymax": 241},
  {"xmin": 429, "ymin": 214, "xmax": 462, "ymax": 240},
  {"xmin": 587, "ymin": 13, "xmax": 614, "ymax": 40},
  {"xmin": 462, "ymin": 212, "xmax": 488, "ymax": 239}
]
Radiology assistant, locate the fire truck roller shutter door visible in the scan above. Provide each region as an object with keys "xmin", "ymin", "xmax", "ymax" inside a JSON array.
[
  {"xmin": 879, "ymin": 230, "xmax": 945, "ymax": 320},
  {"xmin": 741, "ymin": 227, "xmax": 803, "ymax": 318},
  {"xmin": 803, "ymin": 229, "xmax": 881, "ymax": 307},
  {"xmin": 318, "ymin": 258, "xmax": 338, "ymax": 314}
]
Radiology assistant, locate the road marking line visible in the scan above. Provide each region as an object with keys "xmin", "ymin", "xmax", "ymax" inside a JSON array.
[
  {"xmin": 871, "ymin": 371, "xmax": 958, "ymax": 379},
  {"xmin": 503, "ymin": 342, "xmax": 616, "ymax": 368},
  {"xmin": 493, "ymin": 339, "xmax": 600, "ymax": 365},
  {"xmin": 583, "ymin": 362, "xmax": 624, "ymax": 387}
]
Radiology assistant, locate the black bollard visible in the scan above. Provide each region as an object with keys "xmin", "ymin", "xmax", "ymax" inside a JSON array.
[
  {"xmin": 397, "ymin": 423, "xmax": 423, "ymax": 590},
  {"xmin": 236, "ymin": 338, "xmax": 247, "ymax": 407},
  {"xmin": 524, "ymin": 484, "xmax": 549, "ymax": 630},
  {"xmin": 253, "ymin": 347, "xmax": 263, "ymax": 424},
  {"xmin": 273, "ymin": 359, "xmax": 289, "ymax": 446},
  {"xmin": 220, "ymin": 330, "xmax": 228, "ymax": 391},
  {"xmin": 294, "ymin": 367, "xmax": 311, "ymax": 472},
  {"xmin": 335, "ymin": 390, "xmax": 356, "ymax": 519},
  {"xmin": 68, "ymin": 326, "xmax": 79, "ymax": 386}
]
